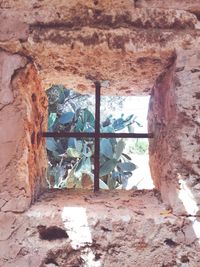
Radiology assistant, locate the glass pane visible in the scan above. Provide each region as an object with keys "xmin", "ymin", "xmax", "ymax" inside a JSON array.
[
  {"xmin": 99, "ymin": 138, "xmax": 153, "ymax": 190},
  {"xmin": 46, "ymin": 137, "xmax": 94, "ymax": 189},
  {"xmin": 46, "ymin": 85, "xmax": 95, "ymax": 133},
  {"xmin": 100, "ymin": 95, "xmax": 150, "ymax": 133}
]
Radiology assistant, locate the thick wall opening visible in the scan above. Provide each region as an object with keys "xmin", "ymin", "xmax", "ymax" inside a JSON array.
[
  {"xmin": 4, "ymin": 48, "xmax": 198, "ymax": 222},
  {"xmin": 0, "ymin": 48, "xmax": 185, "ymax": 213},
  {"xmin": 1, "ymin": 1, "xmax": 200, "ymax": 265},
  {"xmin": 1, "ymin": 42, "xmax": 200, "ymax": 267}
]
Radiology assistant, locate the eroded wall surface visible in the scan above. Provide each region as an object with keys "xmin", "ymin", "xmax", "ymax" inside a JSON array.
[
  {"xmin": 0, "ymin": 52, "xmax": 48, "ymax": 212},
  {"xmin": 0, "ymin": 0, "xmax": 200, "ymax": 266},
  {"xmin": 149, "ymin": 50, "xmax": 200, "ymax": 215},
  {"xmin": 0, "ymin": 0, "xmax": 199, "ymax": 94},
  {"xmin": 2, "ymin": 190, "xmax": 200, "ymax": 267},
  {"xmin": 1, "ymin": 0, "xmax": 199, "ymax": 210}
]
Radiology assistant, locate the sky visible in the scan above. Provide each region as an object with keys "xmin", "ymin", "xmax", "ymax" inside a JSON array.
[
  {"xmin": 123, "ymin": 96, "xmax": 150, "ymax": 133},
  {"xmin": 101, "ymin": 95, "xmax": 150, "ymax": 133}
]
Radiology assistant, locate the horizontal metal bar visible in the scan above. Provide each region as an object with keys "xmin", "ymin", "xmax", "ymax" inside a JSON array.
[
  {"xmin": 100, "ymin": 133, "xmax": 153, "ymax": 138},
  {"xmin": 42, "ymin": 132, "xmax": 95, "ymax": 138},
  {"xmin": 42, "ymin": 132, "xmax": 153, "ymax": 138}
]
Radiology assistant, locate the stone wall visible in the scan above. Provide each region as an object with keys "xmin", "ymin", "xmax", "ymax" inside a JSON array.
[
  {"xmin": 0, "ymin": 0, "xmax": 200, "ymax": 267},
  {"xmin": 1, "ymin": 0, "xmax": 199, "ymax": 94},
  {"xmin": 0, "ymin": 0, "xmax": 200, "ymax": 265},
  {"xmin": 0, "ymin": 52, "xmax": 48, "ymax": 212},
  {"xmin": 149, "ymin": 49, "xmax": 200, "ymax": 215},
  {"xmin": 0, "ymin": 0, "xmax": 199, "ymax": 210},
  {"xmin": 1, "ymin": 0, "xmax": 199, "ymax": 210},
  {"xmin": 2, "ymin": 190, "xmax": 199, "ymax": 267}
]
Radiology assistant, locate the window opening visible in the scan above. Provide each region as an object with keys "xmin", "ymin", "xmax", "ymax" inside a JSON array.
[
  {"xmin": 100, "ymin": 94, "xmax": 154, "ymax": 190},
  {"xmin": 43, "ymin": 82, "xmax": 153, "ymax": 191}
]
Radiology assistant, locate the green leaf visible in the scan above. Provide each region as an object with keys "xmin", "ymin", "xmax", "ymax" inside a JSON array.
[
  {"xmin": 83, "ymin": 157, "xmax": 91, "ymax": 172},
  {"xmin": 100, "ymin": 139, "xmax": 113, "ymax": 159},
  {"xmin": 52, "ymin": 151, "xmax": 61, "ymax": 161},
  {"xmin": 100, "ymin": 155, "xmax": 106, "ymax": 165},
  {"xmin": 48, "ymin": 113, "xmax": 57, "ymax": 129},
  {"xmin": 99, "ymin": 179, "xmax": 109, "ymax": 189},
  {"xmin": 46, "ymin": 85, "xmax": 63, "ymax": 105},
  {"xmin": 110, "ymin": 138, "xmax": 117, "ymax": 146},
  {"xmin": 75, "ymin": 140, "xmax": 83, "ymax": 153},
  {"xmin": 63, "ymin": 88, "xmax": 70, "ymax": 98},
  {"xmin": 99, "ymin": 159, "xmax": 118, "ymax": 177},
  {"xmin": 74, "ymin": 157, "xmax": 92, "ymax": 177},
  {"xmin": 59, "ymin": 112, "xmax": 74, "ymax": 124},
  {"xmin": 46, "ymin": 138, "xmax": 58, "ymax": 152},
  {"xmin": 75, "ymin": 117, "xmax": 84, "ymax": 132},
  {"xmin": 83, "ymin": 109, "xmax": 95, "ymax": 124},
  {"xmin": 74, "ymin": 158, "xmax": 84, "ymax": 174},
  {"xmin": 112, "ymin": 118, "xmax": 124, "ymax": 131},
  {"xmin": 58, "ymin": 89, "xmax": 65, "ymax": 104},
  {"xmin": 114, "ymin": 139, "xmax": 125, "ymax": 160},
  {"xmin": 101, "ymin": 125, "xmax": 115, "ymax": 133},
  {"xmin": 112, "ymin": 171, "xmax": 120, "ymax": 180},
  {"xmin": 83, "ymin": 124, "xmax": 94, "ymax": 133},
  {"xmin": 107, "ymin": 175, "xmax": 116, "ymax": 189},
  {"xmin": 122, "ymin": 153, "xmax": 132, "ymax": 161},
  {"xmin": 66, "ymin": 147, "xmax": 81, "ymax": 158},
  {"xmin": 117, "ymin": 162, "xmax": 137, "ymax": 172},
  {"xmin": 125, "ymin": 114, "xmax": 134, "ymax": 122},
  {"xmin": 135, "ymin": 121, "xmax": 143, "ymax": 127},
  {"xmin": 68, "ymin": 137, "xmax": 76, "ymax": 148}
]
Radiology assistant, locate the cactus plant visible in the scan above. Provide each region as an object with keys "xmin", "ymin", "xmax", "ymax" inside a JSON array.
[{"xmin": 46, "ymin": 85, "xmax": 140, "ymax": 189}]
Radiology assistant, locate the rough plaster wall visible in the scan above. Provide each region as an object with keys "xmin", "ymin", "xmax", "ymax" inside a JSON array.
[
  {"xmin": 175, "ymin": 51, "xmax": 200, "ymax": 213},
  {"xmin": 0, "ymin": 52, "xmax": 48, "ymax": 212},
  {"xmin": 148, "ymin": 56, "xmax": 179, "ymax": 211},
  {"xmin": 1, "ymin": 190, "xmax": 200, "ymax": 267},
  {"xmin": 148, "ymin": 49, "xmax": 200, "ymax": 215},
  {"xmin": 0, "ymin": 0, "xmax": 200, "ymax": 266},
  {"xmin": 136, "ymin": 0, "xmax": 200, "ymax": 17},
  {"xmin": 0, "ymin": 0, "xmax": 199, "ymax": 94},
  {"xmin": 0, "ymin": 0, "xmax": 199, "ymax": 209},
  {"xmin": 12, "ymin": 62, "xmax": 48, "ymax": 202}
]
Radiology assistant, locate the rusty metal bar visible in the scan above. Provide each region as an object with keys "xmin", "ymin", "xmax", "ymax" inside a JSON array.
[
  {"xmin": 42, "ymin": 83, "xmax": 154, "ymax": 192},
  {"xmin": 94, "ymin": 81, "xmax": 101, "ymax": 192},
  {"xmin": 100, "ymin": 133, "xmax": 153, "ymax": 138},
  {"xmin": 42, "ymin": 132, "xmax": 95, "ymax": 138},
  {"xmin": 42, "ymin": 132, "xmax": 153, "ymax": 138}
]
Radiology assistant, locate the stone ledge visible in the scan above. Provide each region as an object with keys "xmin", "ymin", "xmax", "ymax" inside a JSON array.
[{"xmin": 1, "ymin": 189, "xmax": 199, "ymax": 267}]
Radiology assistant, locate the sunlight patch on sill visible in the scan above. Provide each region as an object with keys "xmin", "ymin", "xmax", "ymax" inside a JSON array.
[
  {"xmin": 61, "ymin": 206, "xmax": 101, "ymax": 267},
  {"xmin": 178, "ymin": 176, "xmax": 200, "ymax": 244},
  {"xmin": 178, "ymin": 178, "xmax": 198, "ymax": 215}
]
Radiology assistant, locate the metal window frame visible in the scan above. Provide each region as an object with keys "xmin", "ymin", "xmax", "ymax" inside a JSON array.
[{"xmin": 42, "ymin": 82, "xmax": 153, "ymax": 192}]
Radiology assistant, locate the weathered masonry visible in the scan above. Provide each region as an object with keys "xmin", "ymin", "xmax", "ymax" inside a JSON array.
[{"xmin": 0, "ymin": 1, "xmax": 200, "ymax": 266}]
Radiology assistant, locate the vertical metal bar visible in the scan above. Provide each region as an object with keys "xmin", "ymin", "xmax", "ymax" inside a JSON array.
[{"xmin": 94, "ymin": 81, "xmax": 101, "ymax": 192}]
